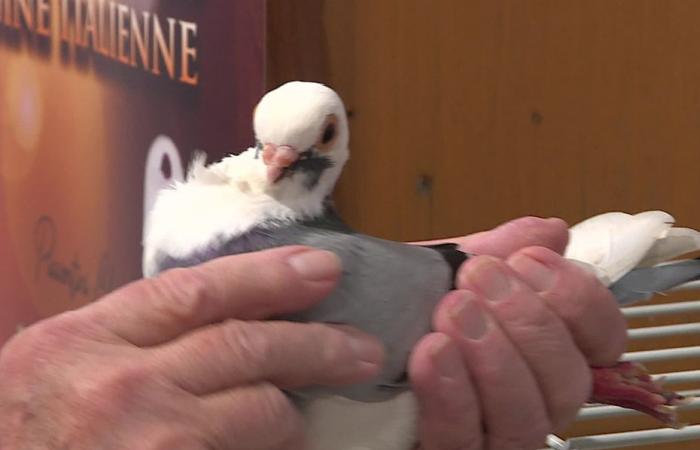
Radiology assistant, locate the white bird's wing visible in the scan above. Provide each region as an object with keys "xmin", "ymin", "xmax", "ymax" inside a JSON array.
[
  {"xmin": 566, "ymin": 211, "xmax": 675, "ymax": 284},
  {"xmin": 638, "ymin": 227, "xmax": 700, "ymax": 267}
]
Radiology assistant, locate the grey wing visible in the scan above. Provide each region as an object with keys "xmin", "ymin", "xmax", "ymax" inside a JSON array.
[
  {"xmin": 146, "ymin": 223, "xmax": 454, "ymax": 403},
  {"xmin": 610, "ymin": 259, "xmax": 700, "ymax": 305},
  {"xmin": 146, "ymin": 205, "xmax": 353, "ymax": 276},
  {"xmin": 146, "ymin": 227, "xmax": 290, "ymax": 275},
  {"xmin": 284, "ymin": 231, "xmax": 453, "ymax": 402}
]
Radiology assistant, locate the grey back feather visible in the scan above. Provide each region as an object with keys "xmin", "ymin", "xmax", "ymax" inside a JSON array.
[{"xmin": 151, "ymin": 212, "xmax": 453, "ymax": 402}]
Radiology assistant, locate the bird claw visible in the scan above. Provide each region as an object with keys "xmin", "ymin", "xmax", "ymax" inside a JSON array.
[{"xmin": 590, "ymin": 361, "xmax": 688, "ymax": 428}]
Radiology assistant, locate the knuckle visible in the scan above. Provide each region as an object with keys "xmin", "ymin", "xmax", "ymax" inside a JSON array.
[
  {"xmin": 518, "ymin": 304, "xmax": 557, "ymax": 332},
  {"xmin": 253, "ymin": 383, "xmax": 301, "ymax": 430},
  {"xmin": 73, "ymin": 362, "xmax": 153, "ymax": 415},
  {"xmin": 102, "ymin": 362, "xmax": 153, "ymax": 393},
  {"xmin": 149, "ymin": 268, "xmax": 213, "ymax": 326},
  {"xmin": 508, "ymin": 216, "xmax": 545, "ymax": 230},
  {"xmin": 509, "ymin": 217, "xmax": 568, "ymax": 248},
  {"xmin": 220, "ymin": 321, "xmax": 272, "ymax": 371},
  {"xmin": 496, "ymin": 293, "xmax": 555, "ymax": 333},
  {"xmin": 539, "ymin": 261, "xmax": 599, "ymax": 320}
]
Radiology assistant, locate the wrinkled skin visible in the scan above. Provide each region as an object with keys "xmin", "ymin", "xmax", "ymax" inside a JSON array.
[
  {"xmin": 412, "ymin": 217, "xmax": 626, "ymax": 449},
  {"xmin": 0, "ymin": 217, "xmax": 626, "ymax": 450}
]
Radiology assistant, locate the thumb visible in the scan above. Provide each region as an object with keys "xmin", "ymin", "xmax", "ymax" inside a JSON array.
[{"xmin": 458, "ymin": 217, "xmax": 569, "ymax": 257}]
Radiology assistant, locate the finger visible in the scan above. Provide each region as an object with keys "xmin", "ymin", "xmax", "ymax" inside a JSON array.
[
  {"xmin": 458, "ymin": 256, "xmax": 592, "ymax": 431},
  {"xmin": 152, "ymin": 320, "xmax": 383, "ymax": 395},
  {"xmin": 83, "ymin": 246, "xmax": 341, "ymax": 346},
  {"xmin": 459, "ymin": 216, "xmax": 569, "ymax": 257},
  {"xmin": 507, "ymin": 246, "xmax": 627, "ymax": 366},
  {"xmin": 201, "ymin": 383, "xmax": 306, "ymax": 450},
  {"xmin": 410, "ymin": 333, "xmax": 482, "ymax": 450},
  {"xmin": 433, "ymin": 290, "xmax": 550, "ymax": 449}
]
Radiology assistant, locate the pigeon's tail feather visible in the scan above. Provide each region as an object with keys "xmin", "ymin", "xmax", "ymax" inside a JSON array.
[
  {"xmin": 638, "ymin": 227, "xmax": 700, "ymax": 267},
  {"xmin": 420, "ymin": 243, "xmax": 469, "ymax": 289},
  {"xmin": 610, "ymin": 258, "xmax": 700, "ymax": 305}
]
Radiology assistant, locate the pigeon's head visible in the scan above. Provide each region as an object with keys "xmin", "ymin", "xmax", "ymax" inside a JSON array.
[{"xmin": 253, "ymin": 81, "xmax": 349, "ymax": 201}]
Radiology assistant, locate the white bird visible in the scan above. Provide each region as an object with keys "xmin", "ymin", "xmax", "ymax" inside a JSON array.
[
  {"xmin": 145, "ymin": 82, "xmax": 444, "ymax": 450},
  {"xmin": 144, "ymin": 81, "xmax": 698, "ymax": 449}
]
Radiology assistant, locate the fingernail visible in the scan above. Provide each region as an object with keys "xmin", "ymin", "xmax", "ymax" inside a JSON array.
[
  {"xmin": 448, "ymin": 290, "xmax": 488, "ymax": 340},
  {"xmin": 287, "ymin": 249, "xmax": 341, "ymax": 281},
  {"xmin": 430, "ymin": 335, "xmax": 462, "ymax": 380},
  {"xmin": 512, "ymin": 254, "xmax": 557, "ymax": 292},
  {"xmin": 329, "ymin": 325, "xmax": 384, "ymax": 365},
  {"xmin": 338, "ymin": 327, "xmax": 384, "ymax": 366},
  {"xmin": 471, "ymin": 259, "xmax": 512, "ymax": 302}
]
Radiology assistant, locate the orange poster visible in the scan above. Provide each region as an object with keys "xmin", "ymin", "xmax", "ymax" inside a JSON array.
[{"xmin": 0, "ymin": 0, "xmax": 265, "ymax": 344}]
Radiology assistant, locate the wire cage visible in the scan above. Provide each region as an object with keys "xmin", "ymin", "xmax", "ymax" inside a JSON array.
[{"xmin": 545, "ymin": 281, "xmax": 700, "ymax": 449}]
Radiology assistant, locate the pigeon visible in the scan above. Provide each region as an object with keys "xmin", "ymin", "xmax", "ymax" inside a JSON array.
[{"xmin": 143, "ymin": 81, "xmax": 699, "ymax": 449}]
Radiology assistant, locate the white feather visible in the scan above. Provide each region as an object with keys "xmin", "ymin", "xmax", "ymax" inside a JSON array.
[
  {"xmin": 305, "ymin": 394, "xmax": 417, "ymax": 450},
  {"xmin": 638, "ymin": 227, "xmax": 700, "ymax": 267},
  {"xmin": 142, "ymin": 82, "xmax": 418, "ymax": 450},
  {"xmin": 565, "ymin": 210, "xmax": 700, "ymax": 285},
  {"xmin": 142, "ymin": 149, "xmax": 325, "ymax": 277}
]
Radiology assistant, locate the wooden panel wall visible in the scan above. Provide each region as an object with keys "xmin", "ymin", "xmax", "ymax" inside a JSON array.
[
  {"xmin": 268, "ymin": 0, "xmax": 700, "ymax": 240},
  {"xmin": 267, "ymin": 1, "xmax": 700, "ymax": 447}
]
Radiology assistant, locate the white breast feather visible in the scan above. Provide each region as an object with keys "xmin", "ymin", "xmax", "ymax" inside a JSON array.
[
  {"xmin": 305, "ymin": 394, "xmax": 418, "ymax": 450},
  {"xmin": 144, "ymin": 147, "xmax": 419, "ymax": 450},
  {"xmin": 142, "ymin": 149, "xmax": 323, "ymax": 277}
]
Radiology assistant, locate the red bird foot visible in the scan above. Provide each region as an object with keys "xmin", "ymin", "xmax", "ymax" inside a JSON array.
[{"xmin": 590, "ymin": 361, "xmax": 689, "ymax": 428}]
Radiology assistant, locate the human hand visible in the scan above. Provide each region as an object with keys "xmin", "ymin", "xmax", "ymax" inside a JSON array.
[
  {"xmin": 0, "ymin": 246, "xmax": 384, "ymax": 450},
  {"xmin": 410, "ymin": 217, "xmax": 627, "ymax": 450}
]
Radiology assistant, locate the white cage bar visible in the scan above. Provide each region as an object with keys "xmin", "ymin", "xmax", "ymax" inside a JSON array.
[
  {"xmin": 577, "ymin": 397, "xmax": 700, "ymax": 421},
  {"xmin": 548, "ymin": 290, "xmax": 700, "ymax": 449},
  {"xmin": 558, "ymin": 425, "xmax": 700, "ymax": 449},
  {"xmin": 627, "ymin": 323, "xmax": 700, "ymax": 339},
  {"xmin": 622, "ymin": 300, "xmax": 700, "ymax": 318},
  {"xmin": 621, "ymin": 345, "xmax": 700, "ymax": 363}
]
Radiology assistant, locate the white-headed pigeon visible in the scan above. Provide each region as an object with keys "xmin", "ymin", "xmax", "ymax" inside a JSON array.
[{"xmin": 144, "ymin": 82, "xmax": 698, "ymax": 449}]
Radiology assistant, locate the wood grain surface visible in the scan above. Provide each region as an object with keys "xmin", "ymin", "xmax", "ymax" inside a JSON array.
[{"xmin": 267, "ymin": 2, "xmax": 700, "ymax": 447}]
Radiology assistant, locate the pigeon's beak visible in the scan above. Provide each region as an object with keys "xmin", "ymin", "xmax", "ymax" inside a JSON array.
[{"xmin": 262, "ymin": 144, "xmax": 299, "ymax": 183}]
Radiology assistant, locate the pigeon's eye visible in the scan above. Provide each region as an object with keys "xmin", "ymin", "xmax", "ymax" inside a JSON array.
[
  {"xmin": 322, "ymin": 123, "xmax": 336, "ymax": 144},
  {"xmin": 317, "ymin": 114, "xmax": 339, "ymax": 152}
]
